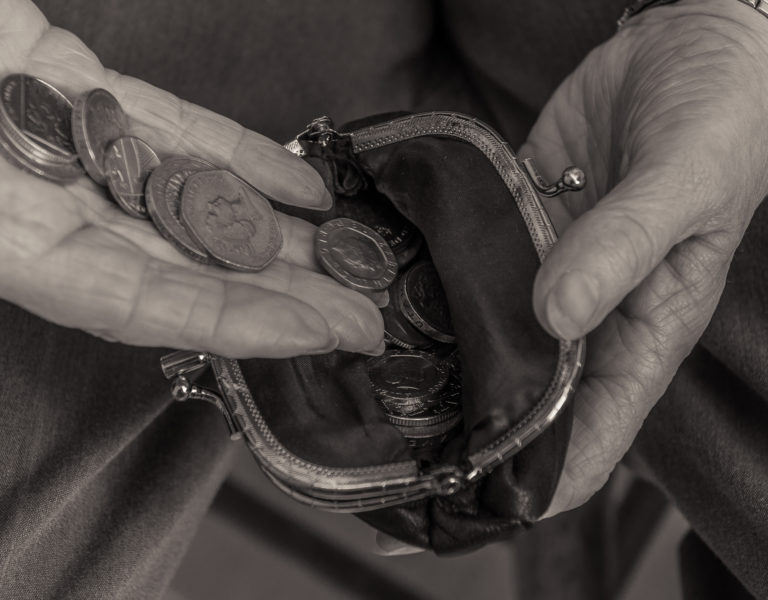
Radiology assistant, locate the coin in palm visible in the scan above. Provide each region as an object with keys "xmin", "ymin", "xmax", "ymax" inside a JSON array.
[
  {"xmin": 104, "ymin": 136, "xmax": 160, "ymax": 219},
  {"xmin": 180, "ymin": 170, "xmax": 283, "ymax": 271},
  {"xmin": 145, "ymin": 156, "xmax": 216, "ymax": 263},
  {"xmin": 72, "ymin": 88, "xmax": 128, "ymax": 185},
  {"xmin": 0, "ymin": 74, "xmax": 82, "ymax": 181}
]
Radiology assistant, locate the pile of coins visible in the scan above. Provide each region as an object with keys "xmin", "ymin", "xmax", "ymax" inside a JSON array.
[
  {"xmin": 314, "ymin": 200, "xmax": 463, "ymax": 452},
  {"xmin": 0, "ymin": 73, "xmax": 283, "ymax": 271},
  {"xmin": 1, "ymin": 71, "xmax": 464, "ymax": 453}
]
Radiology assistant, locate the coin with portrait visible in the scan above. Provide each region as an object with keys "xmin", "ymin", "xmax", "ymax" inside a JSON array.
[
  {"xmin": 180, "ymin": 169, "xmax": 283, "ymax": 272},
  {"xmin": 368, "ymin": 349, "xmax": 448, "ymax": 408},
  {"xmin": 315, "ymin": 218, "xmax": 397, "ymax": 291}
]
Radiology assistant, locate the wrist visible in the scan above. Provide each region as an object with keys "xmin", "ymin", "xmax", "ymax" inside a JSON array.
[{"xmin": 624, "ymin": 0, "xmax": 768, "ymax": 43}]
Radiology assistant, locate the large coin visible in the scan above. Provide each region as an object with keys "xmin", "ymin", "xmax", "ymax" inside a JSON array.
[
  {"xmin": 103, "ymin": 136, "xmax": 161, "ymax": 219},
  {"xmin": 386, "ymin": 376, "xmax": 462, "ymax": 449},
  {"xmin": 146, "ymin": 156, "xmax": 216, "ymax": 263},
  {"xmin": 334, "ymin": 195, "xmax": 423, "ymax": 268},
  {"xmin": 380, "ymin": 279, "xmax": 433, "ymax": 349},
  {"xmin": 398, "ymin": 261, "xmax": 455, "ymax": 344},
  {"xmin": 384, "ymin": 380, "xmax": 461, "ymax": 430},
  {"xmin": 0, "ymin": 74, "xmax": 78, "ymax": 162},
  {"xmin": 180, "ymin": 170, "xmax": 283, "ymax": 271},
  {"xmin": 368, "ymin": 349, "xmax": 448, "ymax": 415},
  {"xmin": 71, "ymin": 88, "xmax": 128, "ymax": 185},
  {"xmin": 315, "ymin": 218, "xmax": 397, "ymax": 292}
]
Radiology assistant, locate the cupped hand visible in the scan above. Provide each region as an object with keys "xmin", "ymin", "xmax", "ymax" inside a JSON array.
[
  {"xmin": 520, "ymin": 0, "xmax": 768, "ymax": 516},
  {"xmin": 0, "ymin": 0, "xmax": 384, "ymax": 359}
]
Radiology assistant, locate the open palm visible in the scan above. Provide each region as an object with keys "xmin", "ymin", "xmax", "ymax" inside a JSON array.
[
  {"xmin": 521, "ymin": 0, "xmax": 768, "ymax": 515},
  {"xmin": 0, "ymin": 0, "xmax": 384, "ymax": 359}
]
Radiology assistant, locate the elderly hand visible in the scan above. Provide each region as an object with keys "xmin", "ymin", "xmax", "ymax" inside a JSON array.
[
  {"xmin": 0, "ymin": 0, "xmax": 384, "ymax": 359},
  {"xmin": 520, "ymin": 0, "xmax": 768, "ymax": 517}
]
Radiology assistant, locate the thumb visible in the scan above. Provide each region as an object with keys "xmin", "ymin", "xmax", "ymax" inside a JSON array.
[{"xmin": 533, "ymin": 165, "xmax": 713, "ymax": 340}]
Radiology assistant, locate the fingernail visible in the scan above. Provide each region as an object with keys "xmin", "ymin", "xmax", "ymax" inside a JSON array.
[
  {"xmin": 372, "ymin": 290, "xmax": 389, "ymax": 308},
  {"xmin": 306, "ymin": 334, "xmax": 339, "ymax": 355},
  {"xmin": 318, "ymin": 187, "xmax": 333, "ymax": 211},
  {"xmin": 544, "ymin": 270, "xmax": 599, "ymax": 340},
  {"xmin": 373, "ymin": 534, "xmax": 425, "ymax": 556},
  {"xmin": 360, "ymin": 339, "xmax": 386, "ymax": 357}
]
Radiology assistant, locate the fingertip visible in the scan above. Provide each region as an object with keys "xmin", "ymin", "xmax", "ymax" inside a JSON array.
[
  {"xmin": 335, "ymin": 302, "xmax": 385, "ymax": 355},
  {"xmin": 540, "ymin": 270, "xmax": 600, "ymax": 340},
  {"xmin": 360, "ymin": 339, "xmax": 386, "ymax": 357},
  {"xmin": 373, "ymin": 532, "xmax": 425, "ymax": 556}
]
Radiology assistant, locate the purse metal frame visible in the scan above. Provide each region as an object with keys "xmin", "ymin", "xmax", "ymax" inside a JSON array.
[{"xmin": 161, "ymin": 112, "xmax": 586, "ymax": 512}]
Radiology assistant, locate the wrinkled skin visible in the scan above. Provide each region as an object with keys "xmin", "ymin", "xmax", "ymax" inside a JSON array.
[
  {"xmin": 522, "ymin": 0, "xmax": 768, "ymax": 517},
  {"xmin": 379, "ymin": 0, "xmax": 768, "ymax": 552},
  {"xmin": 0, "ymin": 0, "xmax": 385, "ymax": 359}
]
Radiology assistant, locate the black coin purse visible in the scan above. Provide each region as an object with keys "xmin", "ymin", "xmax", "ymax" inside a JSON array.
[{"xmin": 161, "ymin": 112, "xmax": 585, "ymax": 553}]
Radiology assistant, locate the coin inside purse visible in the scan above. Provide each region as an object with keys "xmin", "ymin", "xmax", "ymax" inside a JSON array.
[{"xmin": 176, "ymin": 112, "xmax": 584, "ymax": 552}]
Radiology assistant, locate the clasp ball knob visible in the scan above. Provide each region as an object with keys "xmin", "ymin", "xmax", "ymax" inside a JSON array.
[
  {"xmin": 562, "ymin": 166, "xmax": 586, "ymax": 191},
  {"xmin": 171, "ymin": 376, "xmax": 192, "ymax": 402}
]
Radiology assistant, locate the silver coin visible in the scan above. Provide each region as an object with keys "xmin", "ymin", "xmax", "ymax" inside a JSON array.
[
  {"xmin": 380, "ymin": 279, "xmax": 433, "ymax": 349},
  {"xmin": 145, "ymin": 156, "xmax": 216, "ymax": 263},
  {"xmin": 398, "ymin": 261, "xmax": 455, "ymax": 344},
  {"xmin": 368, "ymin": 349, "xmax": 448, "ymax": 406},
  {"xmin": 180, "ymin": 170, "xmax": 283, "ymax": 272},
  {"xmin": 0, "ymin": 117, "xmax": 82, "ymax": 182},
  {"xmin": 103, "ymin": 136, "xmax": 160, "ymax": 219},
  {"xmin": 0, "ymin": 74, "xmax": 79, "ymax": 164},
  {"xmin": 315, "ymin": 218, "xmax": 398, "ymax": 292},
  {"xmin": 384, "ymin": 377, "xmax": 461, "ymax": 428},
  {"xmin": 71, "ymin": 88, "xmax": 128, "ymax": 185}
]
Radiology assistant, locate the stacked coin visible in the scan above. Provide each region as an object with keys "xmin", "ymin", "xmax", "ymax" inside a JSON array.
[
  {"xmin": 0, "ymin": 74, "xmax": 283, "ymax": 272},
  {"xmin": 0, "ymin": 74, "xmax": 84, "ymax": 182},
  {"xmin": 314, "ymin": 206, "xmax": 461, "ymax": 452}
]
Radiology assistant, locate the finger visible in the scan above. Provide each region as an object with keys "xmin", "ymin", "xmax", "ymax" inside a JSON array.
[
  {"xmin": 0, "ymin": 0, "xmax": 48, "ymax": 70},
  {"xmin": 373, "ymin": 532, "xmax": 425, "ymax": 556},
  {"xmin": 76, "ymin": 194, "xmax": 386, "ymax": 351},
  {"xmin": 113, "ymin": 73, "xmax": 332, "ymax": 210},
  {"xmin": 542, "ymin": 232, "xmax": 734, "ymax": 517},
  {"xmin": 532, "ymin": 166, "xmax": 717, "ymax": 341},
  {"xmin": 96, "ymin": 198, "xmax": 322, "ymax": 273},
  {"xmin": 18, "ymin": 25, "xmax": 332, "ymax": 210},
  {"xmin": 212, "ymin": 261, "xmax": 385, "ymax": 355},
  {"xmin": 0, "ymin": 222, "xmax": 384, "ymax": 356}
]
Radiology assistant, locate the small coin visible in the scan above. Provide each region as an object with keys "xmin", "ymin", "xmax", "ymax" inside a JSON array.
[
  {"xmin": 72, "ymin": 88, "xmax": 129, "ymax": 185},
  {"xmin": 146, "ymin": 156, "xmax": 216, "ymax": 263},
  {"xmin": 0, "ymin": 74, "xmax": 78, "ymax": 162},
  {"xmin": 180, "ymin": 170, "xmax": 283, "ymax": 271},
  {"xmin": 315, "ymin": 218, "xmax": 398, "ymax": 291},
  {"xmin": 399, "ymin": 261, "xmax": 455, "ymax": 344},
  {"xmin": 103, "ymin": 136, "xmax": 161, "ymax": 219},
  {"xmin": 334, "ymin": 196, "xmax": 423, "ymax": 268},
  {"xmin": 368, "ymin": 349, "xmax": 449, "ymax": 411}
]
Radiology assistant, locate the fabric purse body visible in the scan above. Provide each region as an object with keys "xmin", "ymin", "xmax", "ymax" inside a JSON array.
[{"xmin": 164, "ymin": 112, "xmax": 585, "ymax": 552}]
